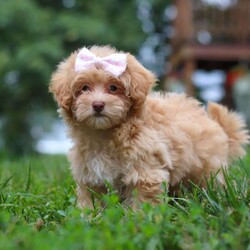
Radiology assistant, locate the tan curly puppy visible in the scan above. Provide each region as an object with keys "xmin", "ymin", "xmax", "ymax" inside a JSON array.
[{"xmin": 49, "ymin": 45, "xmax": 249, "ymax": 208}]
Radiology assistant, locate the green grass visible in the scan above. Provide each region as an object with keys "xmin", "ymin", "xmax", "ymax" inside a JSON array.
[{"xmin": 0, "ymin": 153, "xmax": 250, "ymax": 250}]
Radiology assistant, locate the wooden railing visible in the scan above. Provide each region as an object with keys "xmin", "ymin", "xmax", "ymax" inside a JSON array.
[{"xmin": 192, "ymin": 0, "xmax": 250, "ymax": 44}]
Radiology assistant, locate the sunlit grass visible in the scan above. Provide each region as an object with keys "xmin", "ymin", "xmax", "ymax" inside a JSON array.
[{"xmin": 0, "ymin": 153, "xmax": 249, "ymax": 250}]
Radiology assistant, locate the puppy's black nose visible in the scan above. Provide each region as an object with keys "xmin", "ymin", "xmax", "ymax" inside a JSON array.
[{"xmin": 92, "ymin": 101, "xmax": 105, "ymax": 113}]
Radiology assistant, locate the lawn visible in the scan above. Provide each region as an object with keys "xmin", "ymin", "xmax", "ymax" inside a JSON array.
[{"xmin": 0, "ymin": 153, "xmax": 249, "ymax": 250}]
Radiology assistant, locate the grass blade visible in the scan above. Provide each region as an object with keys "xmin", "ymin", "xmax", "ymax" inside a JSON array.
[
  {"xmin": 25, "ymin": 162, "xmax": 31, "ymax": 192},
  {"xmin": 0, "ymin": 174, "xmax": 15, "ymax": 191}
]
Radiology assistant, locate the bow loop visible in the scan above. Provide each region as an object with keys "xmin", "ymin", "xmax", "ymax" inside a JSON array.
[{"xmin": 75, "ymin": 47, "xmax": 127, "ymax": 77}]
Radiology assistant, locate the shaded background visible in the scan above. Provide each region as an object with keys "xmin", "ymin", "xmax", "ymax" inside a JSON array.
[{"xmin": 0, "ymin": 0, "xmax": 249, "ymax": 156}]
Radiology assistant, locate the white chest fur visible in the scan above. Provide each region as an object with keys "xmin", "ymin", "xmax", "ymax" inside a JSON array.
[
  {"xmin": 85, "ymin": 151, "xmax": 121, "ymax": 185},
  {"xmin": 70, "ymin": 147, "xmax": 122, "ymax": 187}
]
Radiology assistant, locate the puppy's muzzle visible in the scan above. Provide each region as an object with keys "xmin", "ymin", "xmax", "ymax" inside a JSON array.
[{"xmin": 92, "ymin": 101, "xmax": 105, "ymax": 113}]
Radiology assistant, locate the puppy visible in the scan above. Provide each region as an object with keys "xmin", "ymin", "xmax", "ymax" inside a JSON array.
[{"xmin": 49, "ymin": 45, "xmax": 249, "ymax": 208}]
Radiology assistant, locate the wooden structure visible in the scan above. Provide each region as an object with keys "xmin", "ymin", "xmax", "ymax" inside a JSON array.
[{"xmin": 168, "ymin": 0, "xmax": 250, "ymax": 99}]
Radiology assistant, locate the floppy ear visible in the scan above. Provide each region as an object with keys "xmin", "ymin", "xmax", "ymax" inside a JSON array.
[
  {"xmin": 49, "ymin": 52, "xmax": 77, "ymax": 113},
  {"xmin": 122, "ymin": 54, "xmax": 156, "ymax": 111}
]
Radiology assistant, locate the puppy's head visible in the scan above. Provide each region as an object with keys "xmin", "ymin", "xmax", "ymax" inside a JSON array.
[{"xmin": 49, "ymin": 45, "xmax": 156, "ymax": 129}]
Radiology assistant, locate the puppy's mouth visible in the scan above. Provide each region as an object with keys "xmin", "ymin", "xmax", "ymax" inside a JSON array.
[
  {"xmin": 93, "ymin": 112, "xmax": 105, "ymax": 117},
  {"xmin": 92, "ymin": 112, "xmax": 111, "ymax": 121},
  {"xmin": 84, "ymin": 112, "xmax": 114, "ymax": 130}
]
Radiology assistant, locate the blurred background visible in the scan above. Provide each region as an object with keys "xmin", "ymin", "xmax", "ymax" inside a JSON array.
[{"xmin": 0, "ymin": 0, "xmax": 250, "ymax": 157}]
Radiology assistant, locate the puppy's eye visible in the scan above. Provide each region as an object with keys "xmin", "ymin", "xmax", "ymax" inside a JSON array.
[
  {"xmin": 109, "ymin": 85, "xmax": 118, "ymax": 92},
  {"xmin": 82, "ymin": 85, "xmax": 90, "ymax": 92}
]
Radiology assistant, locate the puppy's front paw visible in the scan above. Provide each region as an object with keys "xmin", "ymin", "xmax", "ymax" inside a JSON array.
[{"xmin": 123, "ymin": 181, "xmax": 167, "ymax": 210}]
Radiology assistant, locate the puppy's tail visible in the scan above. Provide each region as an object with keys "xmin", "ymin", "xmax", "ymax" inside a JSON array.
[{"xmin": 207, "ymin": 102, "xmax": 249, "ymax": 160}]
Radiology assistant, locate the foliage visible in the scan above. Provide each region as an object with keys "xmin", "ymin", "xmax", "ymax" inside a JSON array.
[
  {"xmin": 0, "ymin": 153, "xmax": 249, "ymax": 249},
  {"xmin": 0, "ymin": 0, "xmax": 147, "ymax": 155}
]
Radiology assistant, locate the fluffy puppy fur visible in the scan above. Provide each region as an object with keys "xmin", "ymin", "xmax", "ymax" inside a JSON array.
[{"xmin": 49, "ymin": 45, "xmax": 249, "ymax": 208}]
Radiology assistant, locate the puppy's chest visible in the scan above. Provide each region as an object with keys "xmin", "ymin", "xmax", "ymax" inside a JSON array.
[{"xmin": 84, "ymin": 150, "xmax": 122, "ymax": 185}]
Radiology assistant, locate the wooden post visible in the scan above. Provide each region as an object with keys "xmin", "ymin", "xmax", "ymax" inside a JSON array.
[
  {"xmin": 173, "ymin": 0, "xmax": 194, "ymax": 44},
  {"xmin": 183, "ymin": 59, "xmax": 196, "ymax": 97}
]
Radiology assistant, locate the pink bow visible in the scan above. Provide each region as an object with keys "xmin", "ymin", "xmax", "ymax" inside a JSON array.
[{"xmin": 75, "ymin": 47, "xmax": 127, "ymax": 77}]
